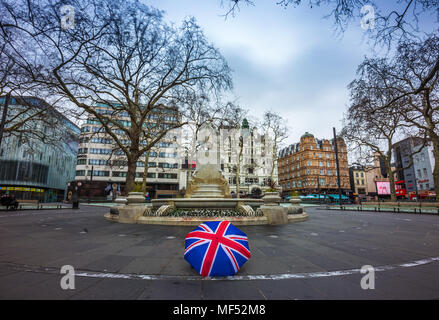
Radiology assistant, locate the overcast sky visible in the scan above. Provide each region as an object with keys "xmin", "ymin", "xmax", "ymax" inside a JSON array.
[{"xmin": 145, "ymin": 1, "xmax": 428, "ymax": 146}]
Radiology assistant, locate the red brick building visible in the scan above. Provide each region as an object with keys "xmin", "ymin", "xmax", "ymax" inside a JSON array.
[{"xmin": 278, "ymin": 132, "xmax": 350, "ymax": 196}]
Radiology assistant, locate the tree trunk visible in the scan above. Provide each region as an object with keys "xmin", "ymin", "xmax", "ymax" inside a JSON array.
[
  {"xmin": 141, "ymin": 152, "xmax": 150, "ymax": 193},
  {"xmin": 125, "ymin": 156, "xmax": 137, "ymax": 196},
  {"xmin": 431, "ymin": 138, "xmax": 439, "ymax": 202},
  {"xmin": 270, "ymin": 142, "xmax": 277, "ymax": 185},
  {"xmin": 236, "ymin": 138, "xmax": 243, "ymax": 198}
]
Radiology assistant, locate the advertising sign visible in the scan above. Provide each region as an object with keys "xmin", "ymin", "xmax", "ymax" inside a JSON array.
[{"xmin": 376, "ymin": 181, "xmax": 391, "ymax": 195}]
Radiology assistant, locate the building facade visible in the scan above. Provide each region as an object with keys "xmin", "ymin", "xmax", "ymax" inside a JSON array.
[
  {"xmin": 0, "ymin": 96, "xmax": 80, "ymax": 202},
  {"xmin": 349, "ymin": 166, "xmax": 367, "ymax": 197},
  {"xmin": 73, "ymin": 103, "xmax": 183, "ymax": 199},
  {"xmin": 412, "ymin": 142, "xmax": 435, "ymax": 197},
  {"xmin": 391, "ymin": 137, "xmax": 430, "ymax": 198},
  {"xmin": 217, "ymin": 121, "xmax": 277, "ymax": 196},
  {"xmin": 364, "ymin": 154, "xmax": 391, "ymax": 197},
  {"xmin": 349, "ymin": 154, "xmax": 392, "ymax": 198},
  {"xmin": 278, "ymin": 132, "xmax": 350, "ymax": 196}
]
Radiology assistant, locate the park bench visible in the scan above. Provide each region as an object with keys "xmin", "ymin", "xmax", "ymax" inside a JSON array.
[{"xmin": 17, "ymin": 199, "xmax": 40, "ymax": 209}]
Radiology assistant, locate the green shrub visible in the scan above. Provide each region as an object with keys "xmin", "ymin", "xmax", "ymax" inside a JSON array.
[{"xmin": 131, "ymin": 182, "xmax": 144, "ymax": 192}]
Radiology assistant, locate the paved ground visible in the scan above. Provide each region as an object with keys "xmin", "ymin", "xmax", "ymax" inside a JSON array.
[{"xmin": 0, "ymin": 205, "xmax": 438, "ymax": 299}]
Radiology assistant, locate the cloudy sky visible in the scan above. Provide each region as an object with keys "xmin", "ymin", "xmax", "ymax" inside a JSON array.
[{"xmin": 144, "ymin": 1, "xmax": 425, "ymax": 145}]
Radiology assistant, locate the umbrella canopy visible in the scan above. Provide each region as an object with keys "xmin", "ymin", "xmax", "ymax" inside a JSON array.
[{"xmin": 184, "ymin": 220, "xmax": 251, "ymax": 277}]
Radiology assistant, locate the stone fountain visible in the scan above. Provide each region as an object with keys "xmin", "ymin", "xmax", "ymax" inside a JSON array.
[{"xmin": 105, "ymin": 164, "xmax": 307, "ymax": 226}]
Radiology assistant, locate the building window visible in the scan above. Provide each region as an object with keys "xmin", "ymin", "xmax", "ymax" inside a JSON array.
[
  {"xmin": 89, "ymin": 148, "xmax": 111, "ymax": 155},
  {"xmin": 158, "ymin": 173, "xmax": 178, "ymax": 179},
  {"xmin": 75, "ymin": 170, "xmax": 85, "ymax": 176},
  {"xmin": 423, "ymin": 168, "xmax": 428, "ymax": 177},
  {"xmin": 89, "ymin": 159, "xmax": 110, "ymax": 165},
  {"xmin": 158, "ymin": 162, "xmax": 178, "ymax": 169},
  {"xmin": 88, "ymin": 170, "xmax": 109, "ymax": 177},
  {"xmin": 112, "ymin": 171, "xmax": 127, "ymax": 177}
]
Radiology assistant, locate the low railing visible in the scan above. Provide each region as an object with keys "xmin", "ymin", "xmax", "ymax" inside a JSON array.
[{"xmin": 323, "ymin": 203, "xmax": 439, "ymax": 215}]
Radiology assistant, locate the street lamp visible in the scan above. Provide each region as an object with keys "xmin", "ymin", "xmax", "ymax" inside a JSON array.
[{"xmin": 333, "ymin": 127, "xmax": 343, "ymax": 206}]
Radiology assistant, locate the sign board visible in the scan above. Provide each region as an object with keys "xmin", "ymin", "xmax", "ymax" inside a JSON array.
[
  {"xmin": 376, "ymin": 181, "xmax": 391, "ymax": 195},
  {"xmin": 0, "ymin": 186, "xmax": 44, "ymax": 192}
]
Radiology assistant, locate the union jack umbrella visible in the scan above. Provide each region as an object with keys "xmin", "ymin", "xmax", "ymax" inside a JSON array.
[{"xmin": 184, "ymin": 221, "xmax": 251, "ymax": 277}]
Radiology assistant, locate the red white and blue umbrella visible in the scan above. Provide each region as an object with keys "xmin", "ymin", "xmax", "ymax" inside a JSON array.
[{"xmin": 184, "ymin": 221, "xmax": 251, "ymax": 277}]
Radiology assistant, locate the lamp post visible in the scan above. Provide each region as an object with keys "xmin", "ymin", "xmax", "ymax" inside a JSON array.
[
  {"xmin": 333, "ymin": 127, "xmax": 343, "ymax": 206},
  {"xmin": 88, "ymin": 165, "xmax": 94, "ymax": 203},
  {"xmin": 72, "ymin": 181, "xmax": 81, "ymax": 209},
  {"xmin": 317, "ymin": 175, "xmax": 321, "ymax": 204}
]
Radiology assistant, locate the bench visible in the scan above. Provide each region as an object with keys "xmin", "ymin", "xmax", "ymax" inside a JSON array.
[{"xmin": 17, "ymin": 199, "xmax": 40, "ymax": 209}]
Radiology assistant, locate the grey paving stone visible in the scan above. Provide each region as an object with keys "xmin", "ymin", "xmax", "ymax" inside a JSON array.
[
  {"xmin": 137, "ymin": 280, "xmax": 202, "ymax": 300},
  {"xmin": 0, "ymin": 206, "xmax": 439, "ymax": 299},
  {"xmin": 200, "ymin": 280, "xmax": 266, "ymax": 300},
  {"xmin": 82, "ymin": 255, "xmax": 137, "ymax": 273}
]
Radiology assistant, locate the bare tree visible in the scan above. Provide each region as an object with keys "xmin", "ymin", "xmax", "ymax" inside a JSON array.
[
  {"xmin": 222, "ymin": 1, "xmax": 439, "ymax": 100},
  {"xmin": 0, "ymin": 0, "xmax": 233, "ymax": 194},
  {"xmin": 342, "ymin": 61, "xmax": 427, "ymax": 200},
  {"xmin": 0, "ymin": 27, "xmax": 71, "ymax": 149},
  {"xmin": 261, "ymin": 110, "xmax": 288, "ymax": 188},
  {"xmin": 364, "ymin": 36, "xmax": 439, "ymax": 200},
  {"xmin": 222, "ymin": 0, "xmax": 438, "ymax": 44}
]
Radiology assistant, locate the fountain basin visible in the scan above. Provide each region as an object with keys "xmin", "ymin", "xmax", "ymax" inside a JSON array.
[
  {"xmin": 151, "ymin": 198, "xmax": 263, "ymax": 209},
  {"xmin": 105, "ymin": 212, "xmax": 308, "ymax": 226}
]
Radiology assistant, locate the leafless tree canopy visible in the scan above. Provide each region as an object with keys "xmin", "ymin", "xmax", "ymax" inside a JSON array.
[
  {"xmin": 0, "ymin": 0, "xmax": 233, "ymax": 193},
  {"xmin": 222, "ymin": 1, "xmax": 439, "ymax": 46},
  {"xmin": 350, "ymin": 36, "xmax": 439, "ymax": 199},
  {"xmin": 342, "ymin": 35, "xmax": 439, "ymax": 200},
  {"xmin": 261, "ymin": 110, "xmax": 289, "ymax": 186}
]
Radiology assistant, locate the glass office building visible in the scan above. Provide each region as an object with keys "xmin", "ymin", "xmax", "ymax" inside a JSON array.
[
  {"xmin": 73, "ymin": 102, "xmax": 183, "ymax": 199},
  {"xmin": 0, "ymin": 96, "xmax": 80, "ymax": 202}
]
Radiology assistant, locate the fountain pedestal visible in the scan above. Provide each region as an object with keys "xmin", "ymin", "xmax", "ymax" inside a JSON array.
[
  {"xmin": 258, "ymin": 192, "xmax": 289, "ymax": 225},
  {"xmin": 185, "ymin": 164, "xmax": 231, "ymax": 198},
  {"xmin": 118, "ymin": 192, "xmax": 146, "ymax": 223}
]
